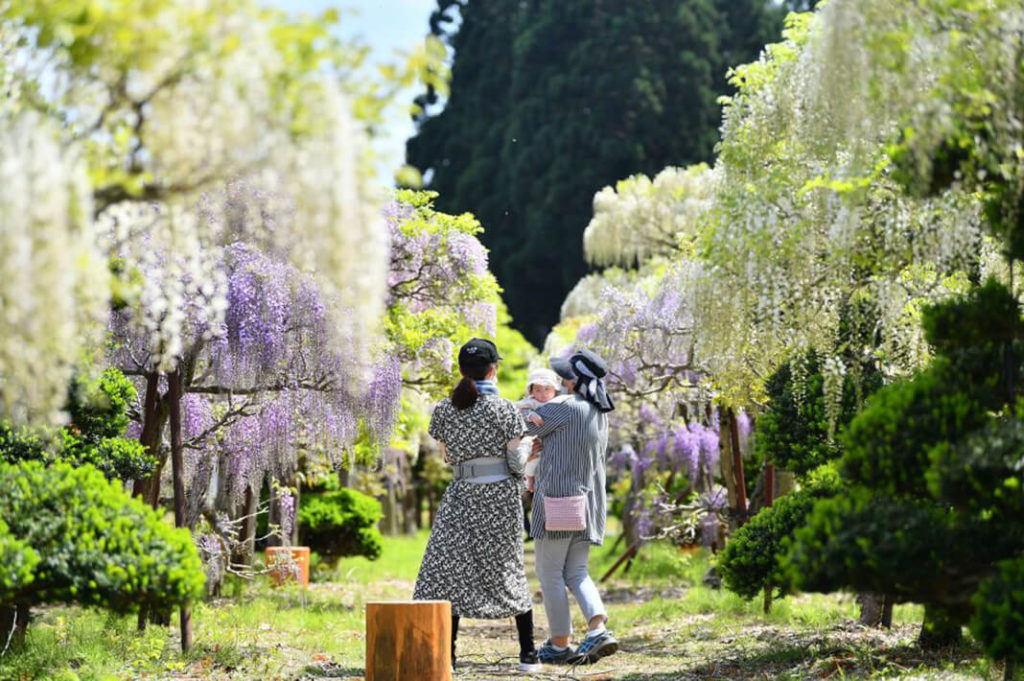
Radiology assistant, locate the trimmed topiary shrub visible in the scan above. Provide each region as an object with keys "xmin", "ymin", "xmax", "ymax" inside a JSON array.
[
  {"xmin": 719, "ymin": 466, "xmax": 841, "ymax": 611},
  {"xmin": 0, "ymin": 461, "xmax": 205, "ymax": 643},
  {"xmin": 0, "ymin": 518, "xmax": 38, "ymax": 602},
  {"xmin": 971, "ymin": 556, "xmax": 1024, "ymax": 678},
  {"xmin": 299, "ymin": 488, "xmax": 383, "ymax": 561}
]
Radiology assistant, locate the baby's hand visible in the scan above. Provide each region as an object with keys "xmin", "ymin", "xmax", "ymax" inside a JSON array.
[{"xmin": 528, "ymin": 413, "xmax": 544, "ymax": 426}]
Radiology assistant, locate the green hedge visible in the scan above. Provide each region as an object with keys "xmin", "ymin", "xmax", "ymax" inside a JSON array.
[
  {"xmin": 0, "ymin": 461, "xmax": 204, "ymax": 613},
  {"xmin": 298, "ymin": 488, "xmax": 383, "ymax": 561}
]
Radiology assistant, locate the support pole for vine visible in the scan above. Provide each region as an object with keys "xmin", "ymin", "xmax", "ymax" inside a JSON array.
[{"xmin": 168, "ymin": 368, "xmax": 193, "ymax": 652}]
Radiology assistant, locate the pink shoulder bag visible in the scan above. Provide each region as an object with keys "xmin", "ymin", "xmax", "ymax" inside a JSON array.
[{"xmin": 543, "ymin": 494, "xmax": 588, "ymax": 531}]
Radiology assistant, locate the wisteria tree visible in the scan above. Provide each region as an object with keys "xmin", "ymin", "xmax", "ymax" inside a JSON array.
[
  {"xmin": 547, "ymin": 167, "xmax": 731, "ymax": 555},
  {"xmin": 373, "ymin": 190, "xmax": 532, "ymax": 533},
  {"xmin": 0, "ymin": 0, "xmax": 446, "ymax": 650}
]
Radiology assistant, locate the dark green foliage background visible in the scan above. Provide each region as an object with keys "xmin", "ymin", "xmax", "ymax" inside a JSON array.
[
  {"xmin": 756, "ymin": 351, "xmax": 883, "ymax": 478},
  {"xmin": 407, "ymin": 0, "xmax": 804, "ymax": 343}
]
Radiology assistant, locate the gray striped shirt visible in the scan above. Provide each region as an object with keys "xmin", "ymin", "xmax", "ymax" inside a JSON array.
[{"xmin": 527, "ymin": 394, "xmax": 608, "ymax": 544}]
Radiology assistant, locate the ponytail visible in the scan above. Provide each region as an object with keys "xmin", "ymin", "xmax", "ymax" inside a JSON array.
[
  {"xmin": 450, "ymin": 362, "xmax": 491, "ymax": 409},
  {"xmin": 451, "ymin": 376, "xmax": 479, "ymax": 409}
]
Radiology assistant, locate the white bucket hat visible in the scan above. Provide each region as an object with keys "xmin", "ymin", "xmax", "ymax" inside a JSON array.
[{"xmin": 526, "ymin": 368, "xmax": 561, "ymax": 392}]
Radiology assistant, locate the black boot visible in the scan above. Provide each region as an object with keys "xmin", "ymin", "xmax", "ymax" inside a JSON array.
[
  {"xmin": 515, "ymin": 610, "xmax": 540, "ymax": 672},
  {"xmin": 451, "ymin": 614, "xmax": 460, "ymax": 670}
]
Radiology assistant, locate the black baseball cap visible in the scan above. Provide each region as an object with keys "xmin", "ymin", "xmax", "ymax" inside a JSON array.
[{"xmin": 458, "ymin": 338, "xmax": 501, "ymax": 367}]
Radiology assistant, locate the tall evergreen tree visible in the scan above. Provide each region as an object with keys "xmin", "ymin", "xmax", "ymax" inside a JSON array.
[{"xmin": 407, "ymin": 0, "xmax": 801, "ymax": 343}]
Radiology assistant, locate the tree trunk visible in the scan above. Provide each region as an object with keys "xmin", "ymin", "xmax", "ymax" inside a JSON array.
[
  {"xmin": 763, "ymin": 584, "xmax": 773, "ymax": 614},
  {"xmin": 881, "ymin": 598, "xmax": 894, "ymax": 628},
  {"xmin": 266, "ymin": 477, "xmax": 281, "ymax": 547},
  {"xmin": 403, "ymin": 488, "xmax": 418, "ymax": 535},
  {"xmin": 918, "ymin": 604, "xmax": 962, "ymax": 649},
  {"xmin": 0, "ymin": 604, "xmax": 28, "ymax": 652},
  {"xmin": 291, "ymin": 483, "xmax": 301, "ymax": 546},
  {"xmin": 719, "ymin": 410, "xmax": 737, "ymax": 520},
  {"xmin": 728, "ymin": 409, "xmax": 748, "ymax": 526},
  {"xmin": 232, "ymin": 485, "xmax": 258, "ymax": 570},
  {"xmin": 381, "ymin": 480, "xmax": 399, "ymax": 536},
  {"xmin": 857, "ymin": 593, "xmax": 884, "ymax": 627},
  {"xmin": 131, "ymin": 372, "xmax": 160, "ymax": 500},
  {"xmin": 168, "ymin": 369, "xmax": 193, "ymax": 653}
]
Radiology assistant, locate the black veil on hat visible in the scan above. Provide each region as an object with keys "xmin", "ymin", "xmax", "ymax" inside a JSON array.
[{"xmin": 570, "ymin": 349, "xmax": 614, "ymax": 413}]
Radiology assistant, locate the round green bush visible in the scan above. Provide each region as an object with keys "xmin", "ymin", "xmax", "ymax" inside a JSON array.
[
  {"xmin": 298, "ymin": 488, "xmax": 383, "ymax": 561},
  {"xmin": 971, "ymin": 556, "xmax": 1024, "ymax": 665},
  {"xmin": 0, "ymin": 461, "xmax": 205, "ymax": 613},
  {"xmin": 719, "ymin": 469, "xmax": 841, "ymax": 603},
  {"xmin": 840, "ymin": 359, "xmax": 990, "ymax": 498},
  {"xmin": 0, "ymin": 368, "xmax": 155, "ymax": 480}
]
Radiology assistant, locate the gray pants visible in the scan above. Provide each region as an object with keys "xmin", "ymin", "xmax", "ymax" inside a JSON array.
[{"xmin": 534, "ymin": 535, "xmax": 607, "ymax": 638}]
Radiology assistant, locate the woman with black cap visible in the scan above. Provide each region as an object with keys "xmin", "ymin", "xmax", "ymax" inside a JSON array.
[
  {"xmin": 528, "ymin": 349, "xmax": 618, "ymax": 666},
  {"xmin": 413, "ymin": 338, "xmax": 541, "ymax": 673}
]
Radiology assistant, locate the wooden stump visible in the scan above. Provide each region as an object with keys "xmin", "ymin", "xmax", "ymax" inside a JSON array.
[{"xmin": 366, "ymin": 601, "xmax": 451, "ymax": 681}]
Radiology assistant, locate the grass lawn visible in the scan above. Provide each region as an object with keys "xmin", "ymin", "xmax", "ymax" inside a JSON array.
[{"xmin": 0, "ymin": 528, "xmax": 1005, "ymax": 681}]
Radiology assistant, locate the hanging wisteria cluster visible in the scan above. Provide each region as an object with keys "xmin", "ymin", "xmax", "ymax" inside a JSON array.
[
  {"xmin": 383, "ymin": 191, "xmax": 501, "ymax": 396},
  {"xmin": 0, "ymin": 0, "xmax": 390, "ymax": 429},
  {"xmin": 0, "ymin": 112, "xmax": 108, "ymax": 425},
  {"xmin": 583, "ymin": 164, "xmax": 715, "ymax": 269},
  {"xmin": 690, "ymin": 2, "xmax": 1001, "ymax": 406}
]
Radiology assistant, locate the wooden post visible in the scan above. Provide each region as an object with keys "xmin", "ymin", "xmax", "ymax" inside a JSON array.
[
  {"xmin": 718, "ymin": 409, "xmax": 738, "ymax": 517},
  {"xmin": 764, "ymin": 463, "xmax": 775, "ymax": 507},
  {"xmin": 366, "ymin": 601, "xmax": 451, "ymax": 681},
  {"xmin": 168, "ymin": 369, "xmax": 193, "ymax": 653},
  {"xmin": 728, "ymin": 409, "xmax": 748, "ymax": 526},
  {"xmin": 132, "ymin": 372, "xmax": 160, "ymax": 499}
]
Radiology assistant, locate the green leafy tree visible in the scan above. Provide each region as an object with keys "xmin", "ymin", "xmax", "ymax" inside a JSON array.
[
  {"xmin": 971, "ymin": 556, "xmax": 1024, "ymax": 680},
  {"xmin": 407, "ymin": 0, "xmax": 798, "ymax": 343},
  {"xmin": 719, "ymin": 466, "xmax": 840, "ymax": 612}
]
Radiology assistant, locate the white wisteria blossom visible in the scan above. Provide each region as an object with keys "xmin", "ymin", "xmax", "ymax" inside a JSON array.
[
  {"xmin": 1, "ymin": 0, "xmax": 391, "ymax": 423},
  {"xmin": 0, "ymin": 112, "xmax": 107, "ymax": 424},
  {"xmin": 583, "ymin": 165, "xmax": 714, "ymax": 268},
  {"xmin": 688, "ymin": 3, "xmax": 991, "ymax": 406}
]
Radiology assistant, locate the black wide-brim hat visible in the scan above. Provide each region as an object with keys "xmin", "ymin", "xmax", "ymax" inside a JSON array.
[{"xmin": 570, "ymin": 348, "xmax": 608, "ymax": 379}]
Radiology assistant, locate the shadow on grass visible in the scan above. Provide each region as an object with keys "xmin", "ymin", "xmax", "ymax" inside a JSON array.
[
  {"xmin": 615, "ymin": 626, "xmax": 986, "ymax": 681},
  {"xmin": 298, "ymin": 662, "xmax": 365, "ymax": 678}
]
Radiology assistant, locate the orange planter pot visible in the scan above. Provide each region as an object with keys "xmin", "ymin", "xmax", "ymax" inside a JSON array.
[{"xmin": 265, "ymin": 546, "xmax": 310, "ymax": 587}]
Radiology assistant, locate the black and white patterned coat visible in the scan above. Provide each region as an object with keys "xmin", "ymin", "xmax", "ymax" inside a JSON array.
[{"xmin": 412, "ymin": 395, "xmax": 533, "ymax": 618}]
